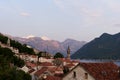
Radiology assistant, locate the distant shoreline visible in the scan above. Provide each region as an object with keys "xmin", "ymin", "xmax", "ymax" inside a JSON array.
[
  {"xmin": 79, "ymin": 59, "xmax": 120, "ymax": 62},
  {"xmin": 78, "ymin": 59, "xmax": 120, "ymax": 66}
]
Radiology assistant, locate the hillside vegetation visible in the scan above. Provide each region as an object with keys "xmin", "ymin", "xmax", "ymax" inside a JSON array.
[
  {"xmin": 72, "ymin": 33, "xmax": 120, "ymax": 60},
  {"xmin": 0, "ymin": 33, "xmax": 32, "ymax": 80},
  {"xmin": 0, "ymin": 33, "xmax": 35, "ymax": 54}
]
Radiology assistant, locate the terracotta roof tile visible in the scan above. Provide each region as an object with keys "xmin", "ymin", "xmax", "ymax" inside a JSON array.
[
  {"xmin": 54, "ymin": 73, "xmax": 64, "ymax": 77},
  {"xmin": 48, "ymin": 67, "xmax": 63, "ymax": 73},
  {"xmin": 28, "ymin": 69, "xmax": 35, "ymax": 73},
  {"xmin": 34, "ymin": 67, "xmax": 48, "ymax": 77},
  {"xmin": 79, "ymin": 62, "xmax": 120, "ymax": 80},
  {"xmin": 45, "ymin": 75, "xmax": 62, "ymax": 80},
  {"xmin": 26, "ymin": 62, "xmax": 36, "ymax": 68},
  {"xmin": 48, "ymin": 67, "xmax": 56, "ymax": 73},
  {"xmin": 66, "ymin": 63, "xmax": 75, "ymax": 68},
  {"xmin": 40, "ymin": 62, "xmax": 53, "ymax": 66}
]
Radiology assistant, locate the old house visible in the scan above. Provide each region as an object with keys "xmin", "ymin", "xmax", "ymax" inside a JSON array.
[
  {"xmin": 63, "ymin": 62, "xmax": 120, "ymax": 80},
  {"xmin": 34, "ymin": 67, "xmax": 53, "ymax": 80}
]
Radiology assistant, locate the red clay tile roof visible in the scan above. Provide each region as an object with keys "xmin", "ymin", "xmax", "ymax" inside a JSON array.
[
  {"xmin": 54, "ymin": 73, "xmax": 64, "ymax": 77},
  {"xmin": 48, "ymin": 67, "xmax": 63, "ymax": 73},
  {"xmin": 66, "ymin": 63, "xmax": 75, "ymax": 68},
  {"xmin": 79, "ymin": 62, "xmax": 120, "ymax": 80},
  {"xmin": 55, "ymin": 67, "xmax": 63, "ymax": 71},
  {"xmin": 26, "ymin": 62, "xmax": 36, "ymax": 68},
  {"xmin": 34, "ymin": 67, "xmax": 48, "ymax": 77},
  {"xmin": 28, "ymin": 69, "xmax": 35, "ymax": 73},
  {"xmin": 39, "ymin": 62, "xmax": 53, "ymax": 66},
  {"xmin": 45, "ymin": 75, "xmax": 62, "ymax": 80},
  {"xmin": 47, "ymin": 67, "xmax": 56, "ymax": 73}
]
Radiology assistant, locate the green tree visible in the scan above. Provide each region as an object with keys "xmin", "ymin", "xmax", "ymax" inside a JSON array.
[
  {"xmin": 23, "ymin": 73, "xmax": 31, "ymax": 80},
  {"xmin": 53, "ymin": 58, "xmax": 63, "ymax": 67},
  {"xmin": 37, "ymin": 51, "xmax": 43, "ymax": 63},
  {"xmin": 0, "ymin": 47, "xmax": 31, "ymax": 80},
  {"xmin": 54, "ymin": 52, "xmax": 64, "ymax": 59},
  {"xmin": 13, "ymin": 56, "xmax": 25, "ymax": 68},
  {"xmin": 10, "ymin": 40, "xmax": 35, "ymax": 55},
  {"xmin": 0, "ymin": 68, "xmax": 31, "ymax": 80},
  {"xmin": 0, "ymin": 34, "xmax": 8, "ymax": 44}
]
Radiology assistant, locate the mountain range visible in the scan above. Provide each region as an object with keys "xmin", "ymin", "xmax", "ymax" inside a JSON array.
[
  {"xmin": 13, "ymin": 36, "xmax": 86, "ymax": 56},
  {"xmin": 71, "ymin": 32, "xmax": 120, "ymax": 59}
]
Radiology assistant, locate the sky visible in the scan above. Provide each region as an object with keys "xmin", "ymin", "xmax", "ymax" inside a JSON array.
[{"xmin": 0, "ymin": 0, "xmax": 120, "ymax": 42}]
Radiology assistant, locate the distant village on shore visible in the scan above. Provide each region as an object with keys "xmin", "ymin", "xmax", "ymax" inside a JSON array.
[{"xmin": 1, "ymin": 35, "xmax": 120, "ymax": 80}]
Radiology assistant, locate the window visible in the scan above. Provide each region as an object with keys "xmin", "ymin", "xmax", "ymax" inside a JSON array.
[
  {"xmin": 73, "ymin": 71, "xmax": 76, "ymax": 78},
  {"xmin": 85, "ymin": 73, "xmax": 88, "ymax": 79}
]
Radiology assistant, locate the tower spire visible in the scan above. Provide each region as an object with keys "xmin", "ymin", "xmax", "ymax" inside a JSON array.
[{"xmin": 67, "ymin": 46, "xmax": 70, "ymax": 59}]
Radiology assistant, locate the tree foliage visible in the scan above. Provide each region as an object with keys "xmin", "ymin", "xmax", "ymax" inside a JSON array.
[
  {"xmin": 0, "ymin": 33, "xmax": 35, "ymax": 55},
  {"xmin": 0, "ymin": 34, "xmax": 8, "ymax": 44},
  {"xmin": 72, "ymin": 33, "xmax": 120, "ymax": 59},
  {"xmin": 10, "ymin": 40, "xmax": 35, "ymax": 54},
  {"xmin": 37, "ymin": 52, "xmax": 43, "ymax": 58},
  {"xmin": 0, "ymin": 47, "xmax": 31, "ymax": 80},
  {"xmin": 0, "ymin": 33, "xmax": 32, "ymax": 80},
  {"xmin": 0, "ymin": 47, "xmax": 25, "ymax": 67},
  {"xmin": 53, "ymin": 58, "xmax": 63, "ymax": 67},
  {"xmin": 0, "ymin": 68, "xmax": 31, "ymax": 80},
  {"xmin": 37, "ymin": 51, "xmax": 43, "ymax": 62},
  {"xmin": 54, "ymin": 52, "xmax": 64, "ymax": 59}
]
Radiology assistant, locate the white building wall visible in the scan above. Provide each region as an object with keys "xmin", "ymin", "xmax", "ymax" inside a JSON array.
[
  {"xmin": 63, "ymin": 66, "xmax": 95, "ymax": 80},
  {"xmin": 29, "ymin": 57, "xmax": 37, "ymax": 62},
  {"xmin": 20, "ymin": 65, "xmax": 29, "ymax": 73},
  {"xmin": 39, "ymin": 57, "xmax": 53, "ymax": 63}
]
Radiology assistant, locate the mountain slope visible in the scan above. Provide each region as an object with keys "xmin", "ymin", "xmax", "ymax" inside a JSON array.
[
  {"xmin": 71, "ymin": 32, "xmax": 120, "ymax": 59},
  {"xmin": 62, "ymin": 39, "xmax": 86, "ymax": 54},
  {"xmin": 13, "ymin": 37, "xmax": 86, "ymax": 56}
]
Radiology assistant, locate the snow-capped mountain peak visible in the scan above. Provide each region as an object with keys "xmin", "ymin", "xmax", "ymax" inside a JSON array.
[
  {"xmin": 41, "ymin": 36, "xmax": 51, "ymax": 40},
  {"xmin": 23, "ymin": 35, "xmax": 35, "ymax": 39}
]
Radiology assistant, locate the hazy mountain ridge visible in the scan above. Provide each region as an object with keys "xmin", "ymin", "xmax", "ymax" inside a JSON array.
[
  {"xmin": 13, "ymin": 37, "xmax": 86, "ymax": 56},
  {"xmin": 71, "ymin": 32, "xmax": 120, "ymax": 59}
]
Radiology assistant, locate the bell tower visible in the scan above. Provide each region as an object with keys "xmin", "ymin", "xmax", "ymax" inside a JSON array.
[{"xmin": 67, "ymin": 46, "xmax": 70, "ymax": 59}]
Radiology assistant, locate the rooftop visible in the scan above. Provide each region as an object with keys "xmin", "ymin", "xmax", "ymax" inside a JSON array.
[
  {"xmin": 39, "ymin": 62, "xmax": 53, "ymax": 66},
  {"xmin": 34, "ymin": 67, "xmax": 48, "ymax": 77},
  {"xmin": 45, "ymin": 75, "xmax": 62, "ymax": 80},
  {"xmin": 79, "ymin": 62, "xmax": 120, "ymax": 80}
]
